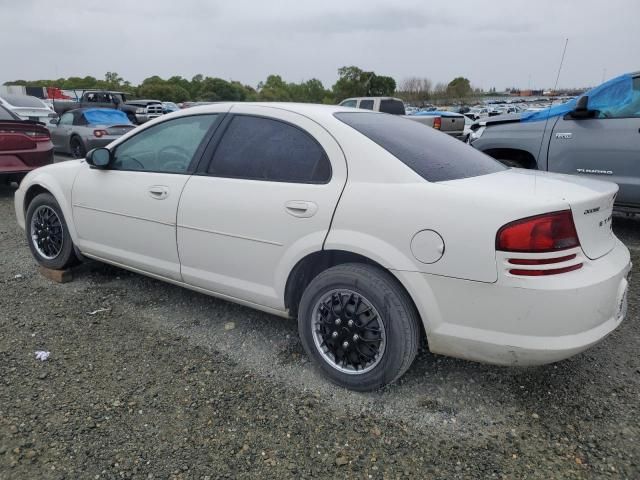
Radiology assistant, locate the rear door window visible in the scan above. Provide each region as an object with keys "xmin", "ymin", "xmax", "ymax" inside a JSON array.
[
  {"xmin": 379, "ymin": 99, "xmax": 405, "ymax": 115},
  {"xmin": 335, "ymin": 112, "xmax": 505, "ymax": 182},
  {"xmin": 359, "ymin": 99, "xmax": 374, "ymax": 110},
  {"xmin": 208, "ymin": 115, "xmax": 331, "ymax": 183}
]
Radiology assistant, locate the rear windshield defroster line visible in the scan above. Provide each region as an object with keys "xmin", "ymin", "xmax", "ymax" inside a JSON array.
[{"xmin": 334, "ymin": 112, "xmax": 505, "ymax": 182}]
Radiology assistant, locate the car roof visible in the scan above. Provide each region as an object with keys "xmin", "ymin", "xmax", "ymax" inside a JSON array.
[
  {"xmin": 181, "ymin": 102, "xmax": 364, "ymax": 117},
  {"xmin": 341, "ymin": 97, "xmax": 403, "ymax": 102}
]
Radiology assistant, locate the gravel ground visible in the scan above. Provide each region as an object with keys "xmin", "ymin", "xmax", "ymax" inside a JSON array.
[{"xmin": 1, "ymin": 183, "xmax": 639, "ymax": 479}]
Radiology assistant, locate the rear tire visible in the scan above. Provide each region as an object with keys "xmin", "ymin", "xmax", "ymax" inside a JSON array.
[
  {"xmin": 70, "ymin": 136, "xmax": 86, "ymax": 159},
  {"xmin": 298, "ymin": 263, "xmax": 420, "ymax": 391},
  {"xmin": 25, "ymin": 193, "xmax": 79, "ymax": 270}
]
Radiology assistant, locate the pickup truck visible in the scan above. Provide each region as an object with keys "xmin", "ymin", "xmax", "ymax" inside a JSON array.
[
  {"xmin": 469, "ymin": 72, "xmax": 640, "ymax": 212},
  {"xmin": 338, "ymin": 97, "xmax": 465, "ymax": 139},
  {"xmin": 53, "ymin": 91, "xmax": 163, "ymax": 125}
]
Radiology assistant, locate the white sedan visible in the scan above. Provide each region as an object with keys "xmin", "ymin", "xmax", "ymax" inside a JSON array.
[{"xmin": 14, "ymin": 103, "xmax": 632, "ymax": 391}]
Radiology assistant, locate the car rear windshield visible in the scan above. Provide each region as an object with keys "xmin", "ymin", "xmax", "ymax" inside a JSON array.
[
  {"xmin": 3, "ymin": 95, "xmax": 47, "ymax": 108},
  {"xmin": 334, "ymin": 112, "xmax": 506, "ymax": 182}
]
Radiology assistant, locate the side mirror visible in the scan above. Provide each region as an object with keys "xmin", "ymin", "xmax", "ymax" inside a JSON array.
[
  {"xmin": 49, "ymin": 118, "xmax": 58, "ymax": 125},
  {"xmin": 85, "ymin": 148, "xmax": 111, "ymax": 168},
  {"xmin": 570, "ymin": 95, "xmax": 592, "ymax": 119}
]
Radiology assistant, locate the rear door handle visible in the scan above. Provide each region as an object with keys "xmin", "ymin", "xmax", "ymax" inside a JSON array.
[
  {"xmin": 148, "ymin": 185, "xmax": 169, "ymax": 200},
  {"xmin": 285, "ymin": 200, "xmax": 318, "ymax": 218}
]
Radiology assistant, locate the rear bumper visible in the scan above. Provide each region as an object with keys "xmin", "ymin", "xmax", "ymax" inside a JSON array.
[{"xmin": 394, "ymin": 239, "xmax": 632, "ymax": 366}]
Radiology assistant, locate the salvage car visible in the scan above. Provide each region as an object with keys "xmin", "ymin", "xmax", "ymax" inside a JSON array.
[
  {"xmin": 340, "ymin": 97, "xmax": 449, "ymax": 136},
  {"xmin": 0, "ymin": 104, "xmax": 53, "ymax": 185},
  {"xmin": 470, "ymin": 72, "xmax": 640, "ymax": 211},
  {"xmin": 49, "ymin": 108, "xmax": 135, "ymax": 158},
  {"xmin": 53, "ymin": 90, "xmax": 163, "ymax": 125},
  {"xmin": 0, "ymin": 94, "xmax": 58, "ymax": 124},
  {"xmin": 14, "ymin": 103, "xmax": 632, "ymax": 391}
]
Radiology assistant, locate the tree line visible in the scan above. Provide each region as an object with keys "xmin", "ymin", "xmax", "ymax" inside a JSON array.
[{"xmin": 5, "ymin": 67, "xmax": 479, "ymax": 104}]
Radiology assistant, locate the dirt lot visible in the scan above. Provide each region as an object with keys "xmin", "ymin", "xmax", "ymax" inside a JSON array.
[{"xmin": 1, "ymin": 183, "xmax": 639, "ymax": 479}]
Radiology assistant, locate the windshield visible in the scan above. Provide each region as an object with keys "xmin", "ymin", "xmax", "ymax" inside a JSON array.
[
  {"xmin": 335, "ymin": 112, "xmax": 506, "ymax": 182},
  {"xmin": 3, "ymin": 94, "xmax": 48, "ymax": 108}
]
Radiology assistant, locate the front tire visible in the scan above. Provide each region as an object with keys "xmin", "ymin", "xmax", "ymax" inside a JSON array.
[
  {"xmin": 298, "ymin": 263, "xmax": 420, "ymax": 391},
  {"xmin": 25, "ymin": 193, "xmax": 78, "ymax": 270}
]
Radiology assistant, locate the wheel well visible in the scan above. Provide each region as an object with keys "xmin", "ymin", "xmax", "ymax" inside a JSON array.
[
  {"xmin": 483, "ymin": 148, "xmax": 537, "ymax": 169},
  {"xmin": 23, "ymin": 184, "xmax": 51, "ymax": 214},
  {"xmin": 284, "ymin": 250, "xmax": 421, "ymax": 326}
]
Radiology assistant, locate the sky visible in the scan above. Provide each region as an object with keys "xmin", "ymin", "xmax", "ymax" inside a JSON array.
[{"xmin": 1, "ymin": 0, "xmax": 638, "ymax": 91}]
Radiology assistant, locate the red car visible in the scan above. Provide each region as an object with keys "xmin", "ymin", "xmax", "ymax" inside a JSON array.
[{"xmin": 0, "ymin": 104, "xmax": 54, "ymax": 185}]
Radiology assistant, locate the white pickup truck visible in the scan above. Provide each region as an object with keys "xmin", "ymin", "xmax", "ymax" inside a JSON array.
[{"xmin": 338, "ymin": 96, "xmax": 465, "ymax": 138}]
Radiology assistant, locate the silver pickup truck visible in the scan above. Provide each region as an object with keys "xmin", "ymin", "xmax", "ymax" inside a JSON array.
[
  {"xmin": 339, "ymin": 97, "xmax": 465, "ymax": 138},
  {"xmin": 469, "ymin": 72, "xmax": 640, "ymax": 211}
]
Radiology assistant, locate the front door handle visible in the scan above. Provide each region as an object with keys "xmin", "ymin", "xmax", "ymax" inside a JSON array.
[
  {"xmin": 148, "ymin": 185, "xmax": 169, "ymax": 200},
  {"xmin": 285, "ymin": 200, "xmax": 318, "ymax": 218}
]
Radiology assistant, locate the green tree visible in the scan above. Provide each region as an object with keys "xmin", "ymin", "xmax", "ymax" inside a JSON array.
[
  {"xmin": 257, "ymin": 75, "xmax": 292, "ymax": 101},
  {"xmin": 332, "ymin": 66, "xmax": 396, "ymax": 101},
  {"xmin": 137, "ymin": 83, "xmax": 190, "ymax": 102},
  {"xmin": 368, "ymin": 75, "xmax": 396, "ymax": 96},
  {"xmin": 446, "ymin": 77, "xmax": 472, "ymax": 99},
  {"xmin": 332, "ymin": 66, "xmax": 370, "ymax": 100},
  {"xmin": 104, "ymin": 72, "xmax": 124, "ymax": 90}
]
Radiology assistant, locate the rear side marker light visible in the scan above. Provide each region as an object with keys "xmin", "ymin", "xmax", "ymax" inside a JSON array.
[
  {"xmin": 509, "ymin": 264, "xmax": 583, "ymax": 276},
  {"xmin": 509, "ymin": 254, "xmax": 577, "ymax": 265}
]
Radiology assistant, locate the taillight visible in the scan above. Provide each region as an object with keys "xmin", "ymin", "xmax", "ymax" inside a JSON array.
[
  {"xmin": 25, "ymin": 130, "xmax": 51, "ymax": 142},
  {"xmin": 497, "ymin": 211, "xmax": 583, "ymax": 277},
  {"xmin": 0, "ymin": 126, "xmax": 50, "ymax": 142},
  {"xmin": 496, "ymin": 210, "xmax": 579, "ymax": 253},
  {"xmin": 93, "ymin": 129, "xmax": 107, "ymax": 138},
  {"xmin": 433, "ymin": 117, "xmax": 442, "ymax": 130}
]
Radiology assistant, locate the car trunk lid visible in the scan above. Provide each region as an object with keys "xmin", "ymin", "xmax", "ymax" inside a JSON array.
[
  {"xmin": 106, "ymin": 124, "xmax": 135, "ymax": 135},
  {"xmin": 439, "ymin": 169, "xmax": 618, "ymax": 260},
  {"xmin": 0, "ymin": 120, "xmax": 50, "ymax": 151}
]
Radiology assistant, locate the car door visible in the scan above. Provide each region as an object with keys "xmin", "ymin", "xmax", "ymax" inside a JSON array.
[
  {"xmin": 547, "ymin": 76, "xmax": 640, "ymax": 206},
  {"xmin": 50, "ymin": 112, "xmax": 74, "ymax": 151},
  {"xmin": 177, "ymin": 105, "xmax": 347, "ymax": 310},
  {"xmin": 72, "ymin": 113, "xmax": 223, "ymax": 280}
]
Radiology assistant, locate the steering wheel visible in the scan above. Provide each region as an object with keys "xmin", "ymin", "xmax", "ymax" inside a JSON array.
[{"xmin": 158, "ymin": 145, "xmax": 191, "ymax": 172}]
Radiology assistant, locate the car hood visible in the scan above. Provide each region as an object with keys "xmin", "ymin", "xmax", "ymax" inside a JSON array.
[
  {"xmin": 439, "ymin": 169, "xmax": 618, "ymax": 260},
  {"xmin": 482, "ymin": 113, "xmax": 522, "ymax": 125}
]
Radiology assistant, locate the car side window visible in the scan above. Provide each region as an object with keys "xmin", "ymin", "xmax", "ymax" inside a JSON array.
[
  {"xmin": 207, "ymin": 115, "xmax": 331, "ymax": 184},
  {"xmin": 359, "ymin": 99, "xmax": 374, "ymax": 110},
  {"xmin": 340, "ymin": 100, "xmax": 357, "ymax": 108},
  {"xmin": 111, "ymin": 114, "xmax": 218, "ymax": 173},
  {"xmin": 59, "ymin": 113, "xmax": 74, "ymax": 125}
]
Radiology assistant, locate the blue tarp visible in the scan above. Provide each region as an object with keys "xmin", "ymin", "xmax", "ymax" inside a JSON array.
[
  {"xmin": 521, "ymin": 73, "xmax": 634, "ymax": 122},
  {"xmin": 83, "ymin": 108, "xmax": 131, "ymax": 126}
]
